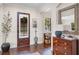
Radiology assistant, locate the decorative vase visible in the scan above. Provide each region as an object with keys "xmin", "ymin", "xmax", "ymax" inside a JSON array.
[
  {"xmin": 34, "ymin": 36, "xmax": 38, "ymax": 46},
  {"xmin": 1, "ymin": 42, "xmax": 10, "ymax": 52},
  {"xmin": 55, "ymin": 31, "xmax": 62, "ymax": 37},
  {"xmin": 33, "ymin": 20, "xmax": 38, "ymax": 46}
]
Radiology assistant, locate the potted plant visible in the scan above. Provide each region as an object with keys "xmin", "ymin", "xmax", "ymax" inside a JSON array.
[{"xmin": 1, "ymin": 11, "xmax": 12, "ymax": 52}]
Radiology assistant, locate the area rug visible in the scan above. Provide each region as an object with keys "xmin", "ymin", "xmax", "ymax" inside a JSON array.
[
  {"xmin": 16, "ymin": 51, "xmax": 40, "ymax": 55},
  {"xmin": 40, "ymin": 47, "xmax": 52, "ymax": 55}
]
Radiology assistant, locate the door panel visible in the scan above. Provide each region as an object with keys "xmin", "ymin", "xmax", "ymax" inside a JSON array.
[{"xmin": 18, "ymin": 38, "xmax": 29, "ymax": 47}]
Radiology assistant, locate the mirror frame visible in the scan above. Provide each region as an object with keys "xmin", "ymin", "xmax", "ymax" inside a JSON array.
[
  {"xmin": 58, "ymin": 4, "xmax": 79, "ymax": 35},
  {"xmin": 17, "ymin": 12, "xmax": 30, "ymax": 39}
]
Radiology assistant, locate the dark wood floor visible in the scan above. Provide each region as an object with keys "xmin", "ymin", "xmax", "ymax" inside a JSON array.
[{"xmin": 0, "ymin": 44, "xmax": 51, "ymax": 55}]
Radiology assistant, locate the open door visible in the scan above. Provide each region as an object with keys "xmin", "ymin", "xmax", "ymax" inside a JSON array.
[{"xmin": 17, "ymin": 12, "xmax": 30, "ymax": 47}]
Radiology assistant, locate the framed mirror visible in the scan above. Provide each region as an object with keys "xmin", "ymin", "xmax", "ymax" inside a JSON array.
[
  {"xmin": 19, "ymin": 13, "xmax": 29, "ymax": 38},
  {"xmin": 17, "ymin": 12, "xmax": 30, "ymax": 47},
  {"xmin": 58, "ymin": 4, "xmax": 78, "ymax": 34}
]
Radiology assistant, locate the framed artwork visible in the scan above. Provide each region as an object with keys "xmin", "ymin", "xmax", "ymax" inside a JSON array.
[
  {"xmin": 17, "ymin": 12, "xmax": 30, "ymax": 38},
  {"xmin": 45, "ymin": 18, "xmax": 51, "ymax": 31},
  {"xmin": 33, "ymin": 20, "xmax": 37, "ymax": 28}
]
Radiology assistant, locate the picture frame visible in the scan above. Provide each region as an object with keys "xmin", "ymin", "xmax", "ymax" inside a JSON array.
[{"xmin": 45, "ymin": 18, "xmax": 51, "ymax": 31}]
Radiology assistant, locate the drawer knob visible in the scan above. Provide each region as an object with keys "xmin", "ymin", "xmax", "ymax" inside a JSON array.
[
  {"xmin": 64, "ymin": 52, "xmax": 67, "ymax": 55},
  {"xmin": 55, "ymin": 48, "xmax": 58, "ymax": 51},
  {"xmin": 64, "ymin": 42, "xmax": 67, "ymax": 45},
  {"xmin": 54, "ymin": 40, "xmax": 58, "ymax": 43},
  {"xmin": 64, "ymin": 47, "xmax": 67, "ymax": 50}
]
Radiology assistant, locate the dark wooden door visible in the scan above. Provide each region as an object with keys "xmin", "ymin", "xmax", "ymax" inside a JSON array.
[
  {"xmin": 17, "ymin": 38, "xmax": 29, "ymax": 47},
  {"xmin": 17, "ymin": 12, "xmax": 30, "ymax": 47}
]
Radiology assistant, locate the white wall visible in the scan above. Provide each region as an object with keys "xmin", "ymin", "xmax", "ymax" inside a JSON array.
[
  {"xmin": 51, "ymin": 3, "xmax": 75, "ymax": 51},
  {"xmin": 0, "ymin": 4, "xmax": 43, "ymax": 50},
  {"xmin": 36, "ymin": 3, "xmax": 75, "ymax": 51},
  {"xmin": 0, "ymin": 4, "xmax": 4, "ymax": 51},
  {"xmin": 0, "ymin": 3, "xmax": 76, "ymax": 51},
  {"xmin": 51, "ymin": 3, "xmax": 75, "ymax": 36}
]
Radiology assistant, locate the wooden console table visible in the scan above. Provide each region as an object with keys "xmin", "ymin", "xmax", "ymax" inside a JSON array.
[{"xmin": 53, "ymin": 37, "xmax": 77, "ymax": 55}]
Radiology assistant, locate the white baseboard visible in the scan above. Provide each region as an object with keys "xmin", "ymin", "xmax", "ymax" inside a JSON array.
[
  {"xmin": 30, "ymin": 41, "xmax": 43, "ymax": 45},
  {"xmin": 0, "ymin": 47, "xmax": 1, "ymax": 51}
]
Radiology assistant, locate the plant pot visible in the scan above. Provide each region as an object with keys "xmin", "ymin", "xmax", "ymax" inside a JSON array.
[
  {"xmin": 1, "ymin": 42, "xmax": 10, "ymax": 52},
  {"xmin": 55, "ymin": 31, "xmax": 62, "ymax": 37}
]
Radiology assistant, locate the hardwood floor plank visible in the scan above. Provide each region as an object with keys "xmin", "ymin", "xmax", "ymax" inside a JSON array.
[{"xmin": 0, "ymin": 44, "xmax": 51, "ymax": 55}]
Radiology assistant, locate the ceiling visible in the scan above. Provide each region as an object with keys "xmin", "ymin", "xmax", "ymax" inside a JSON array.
[
  {"xmin": 20, "ymin": 3, "xmax": 58, "ymax": 12},
  {"xmin": 4, "ymin": 3, "xmax": 58, "ymax": 12}
]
